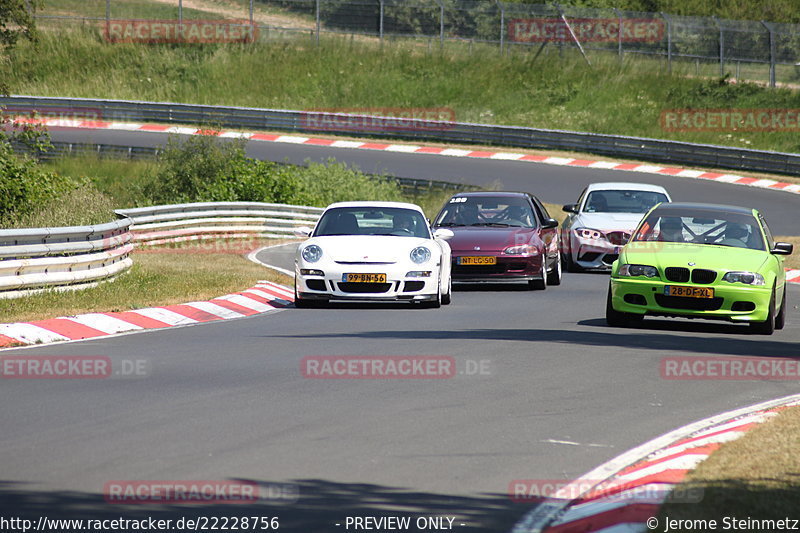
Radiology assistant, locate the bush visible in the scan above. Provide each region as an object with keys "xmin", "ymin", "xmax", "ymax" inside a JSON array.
[
  {"xmin": 143, "ymin": 134, "xmax": 297, "ymax": 204},
  {"xmin": 143, "ymin": 134, "xmax": 403, "ymax": 207},
  {"xmin": 3, "ymin": 182, "xmax": 116, "ymax": 229}
]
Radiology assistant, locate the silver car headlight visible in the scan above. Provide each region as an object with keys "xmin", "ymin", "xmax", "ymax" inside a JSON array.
[
  {"xmin": 722, "ymin": 271, "xmax": 765, "ymax": 285},
  {"xmin": 301, "ymin": 245, "xmax": 323, "ymax": 263},
  {"xmin": 574, "ymin": 227, "xmax": 606, "ymax": 241},
  {"xmin": 410, "ymin": 246, "xmax": 431, "ymax": 264},
  {"xmin": 618, "ymin": 264, "xmax": 659, "ymax": 278}
]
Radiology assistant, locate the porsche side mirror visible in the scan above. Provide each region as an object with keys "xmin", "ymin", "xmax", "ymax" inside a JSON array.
[
  {"xmin": 293, "ymin": 226, "xmax": 312, "ymax": 238},
  {"xmin": 562, "ymin": 204, "xmax": 579, "ymax": 214},
  {"xmin": 771, "ymin": 242, "xmax": 793, "ymax": 255},
  {"xmin": 433, "ymin": 228, "xmax": 454, "ymax": 240}
]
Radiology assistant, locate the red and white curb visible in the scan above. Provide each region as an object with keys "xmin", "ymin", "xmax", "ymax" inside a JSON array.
[
  {"xmin": 16, "ymin": 116, "xmax": 800, "ymax": 196},
  {"xmin": 511, "ymin": 394, "xmax": 800, "ymax": 533},
  {"xmin": 787, "ymin": 269, "xmax": 800, "ymax": 284},
  {"xmin": 0, "ymin": 281, "xmax": 293, "ymax": 349}
]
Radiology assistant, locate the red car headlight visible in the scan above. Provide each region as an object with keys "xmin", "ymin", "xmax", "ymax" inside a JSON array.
[{"xmin": 503, "ymin": 244, "xmax": 538, "ymax": 255}]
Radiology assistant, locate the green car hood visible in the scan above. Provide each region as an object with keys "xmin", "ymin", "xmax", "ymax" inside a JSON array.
[{"xmin": 620, "ymin": 242, "xmax": 769, "ymax": 274}]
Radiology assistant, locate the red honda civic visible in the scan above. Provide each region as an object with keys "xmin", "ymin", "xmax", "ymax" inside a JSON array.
[{"xmin": 431, "ymin": 192, "xmax": 562, "ymax": 289}]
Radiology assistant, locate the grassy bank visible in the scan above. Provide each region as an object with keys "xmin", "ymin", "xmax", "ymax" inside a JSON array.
[
  {"xmin": 658, "ymin": 406, "xmax": 800, "ymax": 529},
  {"xmin": 7, "ymin": 28, "xmax": 800, "ymax": 154}
]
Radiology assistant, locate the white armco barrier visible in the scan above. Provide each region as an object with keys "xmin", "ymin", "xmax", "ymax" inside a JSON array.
[
  {"xmin": 116, "ymin": 201, "xmax": 323, "ymax": 245},
  {"xmin": 0, "ymin": 202, "xmax": 322, "ymax": 299},
  {"xmin": 0, "ymin": 218, "xmax": 134, "ymax": 299}
]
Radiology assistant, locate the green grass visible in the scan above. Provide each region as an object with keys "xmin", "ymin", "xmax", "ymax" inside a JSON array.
[
  {"xmin": 39, "ymin": 0, "xmax": 216, "ymax": 21},
  {"xmin": 658, "ymin": 406, "xmax": 800, "ymax": 529},
  {"xmin": 42, "ymin": 155, "xmax": 160, "ymax": 209},
  {"xmin": 7, "ymin": 29, "xmax": 800, "ymax": 154}
]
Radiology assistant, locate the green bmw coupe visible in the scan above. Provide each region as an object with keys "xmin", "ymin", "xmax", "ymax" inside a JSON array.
[{"xmin": 607, "ymin": 203, "xmax": 793, "ymax": 334}]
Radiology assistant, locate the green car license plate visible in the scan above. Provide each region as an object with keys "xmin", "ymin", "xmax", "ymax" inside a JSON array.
[{"xmin": 664, "ymin": 285, "xmax": 714, "ymax": 298}]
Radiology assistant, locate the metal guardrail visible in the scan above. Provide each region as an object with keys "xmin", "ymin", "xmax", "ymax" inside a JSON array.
[
  {"xmin": 0, "ymin": 202, "xmax": 324, "ymax": 299},
  {"xmin": 117, "ymin": 202, "xmax": 323, "ymax": 245},
  {"xmin": 4, "ymin": 95, "xmax": 799, "ymax": 176},
  {"xmin": 0, "ymin": 219, "xmax": 134, "ymax": 299}
]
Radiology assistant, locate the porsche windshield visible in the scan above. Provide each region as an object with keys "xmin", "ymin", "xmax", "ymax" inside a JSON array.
[
  {"xmin": 314, "ymin": 207, "xmax": 430, "ymax": 238},
  {"xmin": 633, "ymin": 209, "xmax": 766, "ymax": 250}
]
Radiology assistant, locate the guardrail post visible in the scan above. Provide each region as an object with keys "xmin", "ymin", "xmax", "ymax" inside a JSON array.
[
  {"xmin": 661, "ymin": 12, "xmax": 672, "ymax": 74},
  {"xmin": 761, "ymin": 21, "xmax": 776, "ymax": 88},
  {"xmin": 497, "ymin": 0, "xmax": 505, "ymax": 55},
  {"xmin": 379, "ymin": 0, "xmax": 384, "ymax": 41},
  {"xmin": 314, "ymin": 0, "xmax": 322, "ymax": 44},
  {"xmin": 437, "ymin": 0, "xmax": 445, "ymax": 49},
  {"xmin": 713, "ymin": 16, "xmax": 724, "ymax": 76},
  {"xmin": 613, "ymin": 8, "xmax": 623, "ymax": 63}
]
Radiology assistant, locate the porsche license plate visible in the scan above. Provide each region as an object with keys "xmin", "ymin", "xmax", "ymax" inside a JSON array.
[
  {"xmin": 664, "ymin": 286, "xmax": 714, "ymax": 298},
  {"xmin": 458, "ymin": 256, "xmax": 497, "ymax": 265},
  {"xmin": 344, "ymin": 273, "xmax": 386, "ymax": 283}
]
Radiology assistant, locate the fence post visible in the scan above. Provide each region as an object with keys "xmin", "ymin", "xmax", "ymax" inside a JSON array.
[
  {"xmin": 437, "ymin": 0, "xmax": 445, "ymax": 49},
  {"xmin": 106, "ymin": 0, "xmax": 110, "ymax": 33},
  {"xmin": 761, "ymin": 21, "xmax": 776, "ymax": 88},
  {"xmin": 379, "ymin": 0, "xmax": 384, "ymax": 41},
  {"xmin": 713, "ymin": 16, "xmax": 724, "ymax": 76},
  {"xmin": 249, "ymin": 0, "xmax": 254, "ymax": 26},
  {"xmin": 613, "ymin": 8, "xmax": 623, "ymax": 63},
  {"xmin": 661, "ymin": 12, "xmax": 672, "ymax": 74},
  {"xmin": 315, "ymin": 0, "xmax": 321, "ymax": 45},
  {"xmin": 497, "ymin": 0, "xmax": 505, "ymax": 55}
]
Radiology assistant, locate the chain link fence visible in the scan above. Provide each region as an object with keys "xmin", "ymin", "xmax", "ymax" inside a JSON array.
[{"xmin": 37, "ymin": 1, "xmax": 800, "ymax": 86}]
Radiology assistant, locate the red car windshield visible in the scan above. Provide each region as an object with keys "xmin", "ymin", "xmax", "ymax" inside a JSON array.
[{"xmin": 434, "ymin": 197, "xmax": 536, "ymax": 228}]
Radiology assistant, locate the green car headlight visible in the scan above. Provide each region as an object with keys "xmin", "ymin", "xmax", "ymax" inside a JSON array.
[
  {"xmin": 619, "ymin": 264, "xmax": 659, "ymax": 278},
  {"xmin": 722, "ymin": 271, "xmax": 765, "ymax": 285}
]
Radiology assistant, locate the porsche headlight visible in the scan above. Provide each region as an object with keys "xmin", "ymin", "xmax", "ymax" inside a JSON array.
[
  {"xmin": 722, "ymin": 271, "xmax": 765, "ymax": 285},
  {"xmin": 410, "ymin": 246, "xmax": 431, "ymax": 264},
  {"xmin": 574, "ymin": 227, "xmax": 606, "ymax": 241},
  {"xmin": 503, "ymin": 244, "xmax": 537, "ymax": 255},
  {"xmin": 301, "ymin": 244, "xmax": 323, "ymax": 263},
  {"xmin": 619, "ymin": 264, "xmax": 659, "ymax": 278}
]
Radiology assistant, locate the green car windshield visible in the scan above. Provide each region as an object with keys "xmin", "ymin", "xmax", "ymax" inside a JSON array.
[{"xmin": 633, "ymin": 209, "xmax": 766, "ymax": 251}]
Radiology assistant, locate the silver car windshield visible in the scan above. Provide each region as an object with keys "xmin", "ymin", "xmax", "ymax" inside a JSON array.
[{"xmin": 583, "ymin": 190, "xmax": 669, "ymax": 214}]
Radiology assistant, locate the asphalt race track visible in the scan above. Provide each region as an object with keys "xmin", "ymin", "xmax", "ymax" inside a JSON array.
[{"xmin": 0, "ymin": 127, "xmax": 798, "ymax": 531}]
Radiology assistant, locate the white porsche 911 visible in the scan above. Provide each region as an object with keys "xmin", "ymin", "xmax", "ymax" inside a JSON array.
[
  {"xmin": 561, "ymin": 182, "xmax": 671, "ymax": 271},
  {"xmin": 294, "ymin": 201, "xmax": 453, "ymax": 308}
]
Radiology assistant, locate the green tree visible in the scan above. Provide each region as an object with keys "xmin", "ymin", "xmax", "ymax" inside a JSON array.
[{"xmin": 0, "ymin": 0, "xmax": 40, "ymax": 95}]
